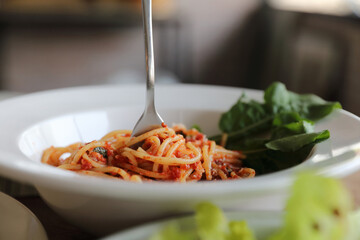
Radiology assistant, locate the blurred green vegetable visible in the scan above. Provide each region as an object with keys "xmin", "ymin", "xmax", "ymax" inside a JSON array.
[
  {"xmin": 150, "ymin": 173, "xmax": 360, "ymax": 240},
  {"xmin": 195, "ymin": 202, "xmax": 228, "ymax": 240},
  {"xmin": 269, "ymin": 173, "xmax": 353, "ymax": 240},
  {"xmin": 150, "ymin": 202, "xmax": 255, "ymax": 240}
]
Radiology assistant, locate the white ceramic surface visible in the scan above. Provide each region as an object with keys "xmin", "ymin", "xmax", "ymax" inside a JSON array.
[
  {"xmin": 0, "ymin": 91, "xmax": 20, "ymax": 101},
  {"xmin": 102, "ymin": 211, "xmax": 282, "ymax": 240},
  {"xmin": 0, "ymin": 192, "xmax": 47, "ymax": 240},
  {"xmin": 0, "ymin": 91, "xmax": 39, "ymax": 197},
  {"xmin": 0, "ymin": 84, "xmax": 359, "ymax": 235}
]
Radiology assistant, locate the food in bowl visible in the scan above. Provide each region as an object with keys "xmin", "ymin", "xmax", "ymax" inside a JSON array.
[
  {"xmin": 42, "ymin": 124, "xmax": 254, "ymax": 182},
  {"xmin": 41, "ymin": 82, "xmax": 340, "ymax": 182}
]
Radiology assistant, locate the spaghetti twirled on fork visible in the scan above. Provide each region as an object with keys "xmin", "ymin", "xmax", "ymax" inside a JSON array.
[{"xmin": 42, "ymin": 124, "xmax": 255, "ymax": 182}]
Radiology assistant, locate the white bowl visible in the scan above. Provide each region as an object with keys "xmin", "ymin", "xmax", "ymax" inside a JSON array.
[
  {"xmin": 0, "ymin": 84, "xmax": 359, "ymax": 235},
  {"xmin": 0, "ymin": 192, "xmax": 48, "ymax": 240}
]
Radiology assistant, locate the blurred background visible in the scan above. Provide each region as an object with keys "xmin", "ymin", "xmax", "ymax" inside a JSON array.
[{"xmin": 0, "ymin": 0, "xmax": 360, "ymax": 115}]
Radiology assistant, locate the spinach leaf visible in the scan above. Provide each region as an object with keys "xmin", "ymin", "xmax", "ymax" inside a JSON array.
[
  {"xmin": 272, "ymin": 112, "xmax": 303, "ymax": 126},
  {"xmin": 265, "ymin": 130, "xmax": 330, "ymax": 152},
  {"xmin": 226, "ymin": 138, "xmax": 268, "ymax": 153},
  {"xmin": 228, "ymin": 124, "xmax": 328, "ymax": 173},
  {"xmin": 306, "ymin": 102, "xmax": 342, "ymax": 121},
  {"xmin": 264, "ymin": 81, "xmax": 291, "ymax": 113},
  {"xmin": 242, "ymin": 144, "xmax": 315, "ymax": 175},
  {"xmin": 213, "ymin": 82, "xmax": 340, "ymax": 145},
  {"xmin": 271, "ymin": 120, "xmax": 314, "ymax": 140},
  {"xmin": 209, "ymin": 81, "xmax": 340, "ymax": 175},
  {"xmin": 264, "ymin": 82, "xmax": 341, "ymax": 120},
  {"xmin": 211, "ymin": 95, "xmax": 272, "ymax": 143},
  {"xmin": 218, "ymin": 95, "xmax": 269, "ymax": 134},
  {"xmin": 210, "ymin": 116, "xmax": 273, "ymax": 143}
]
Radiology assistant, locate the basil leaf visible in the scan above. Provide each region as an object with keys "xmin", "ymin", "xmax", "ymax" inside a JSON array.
[{"xmin": 93, "ymin": 147, "xmax": 108, "ymax": 158}]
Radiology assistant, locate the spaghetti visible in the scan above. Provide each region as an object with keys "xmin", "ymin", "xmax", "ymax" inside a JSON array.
[{"xmin": 42, "ymin": 124, "xmax": 255, "ymax": 182}]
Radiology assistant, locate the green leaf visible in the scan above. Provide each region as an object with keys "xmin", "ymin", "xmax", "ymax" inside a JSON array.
[
  {"xmin": 210, "ymin": 81, "xmax": 341, "ymax": 174},
  {"xmin": 191, "ymin": 124, "xmax": 202, "ymax": 132},
  {"xmin": 227, "ymin": 221, "xmax": 256, "ymax": 240},
  {"xmin": 271, "ymin": 120, "xmax": 314, "ymax": 140},
  {"xmin": 242, "ymin": 144, "xmax": 314, "ymax": 175},
  {"xmin": 195, "ymin": 202, "xmax": 256, "ymax": 240},
  {"xmin": 269, "ymin": 173, "xmax": 353, "ymax": 240},
  {"xmin": 264, "ymin": 82, "xmax": 341, "ymax": 120},
  {"xmin": 307, "ymin": 102, "xmax": 342, "ymax": 121},
  {"xmin": 264, "ymin": 82, "xmax": 291, "ymax": 113},
  {"xmin": 93, "ymin": 147, "xmax": 108, "ymax": 159},
  {"xmin": 151, "ymin": 174, "xmax": 360, "ymax": 240},
  {"xmin": 195, "ymin": 202, "xmax": 228, "ymax": 240},
  {"xmin": 219, "ymin": 95, "xmax": 269, "ymax": 134},
  {"xmin": 265, "ymin": 130, "xmax": 330, "ymax": 152},
  {"xmin": 272, "ymin": 112, "xmax": 303, "ymax": 127},
  {"xmin": 226, "ymin": 138, "xmax": 268, "ymax": 153},
  {"xmin": 210, "ymin": 116, "xmax": 273, "ymax": 144}
]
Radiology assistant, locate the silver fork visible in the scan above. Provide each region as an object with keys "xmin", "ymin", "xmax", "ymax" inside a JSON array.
[{"xmin": 131, "ymin": 0, "xmax": 164, "ymax": 137}]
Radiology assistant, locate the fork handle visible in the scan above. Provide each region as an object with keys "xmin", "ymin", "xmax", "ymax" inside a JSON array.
[{"xmin": 142, "ymin": 0, "xmax": 156, "ymax": 112}]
